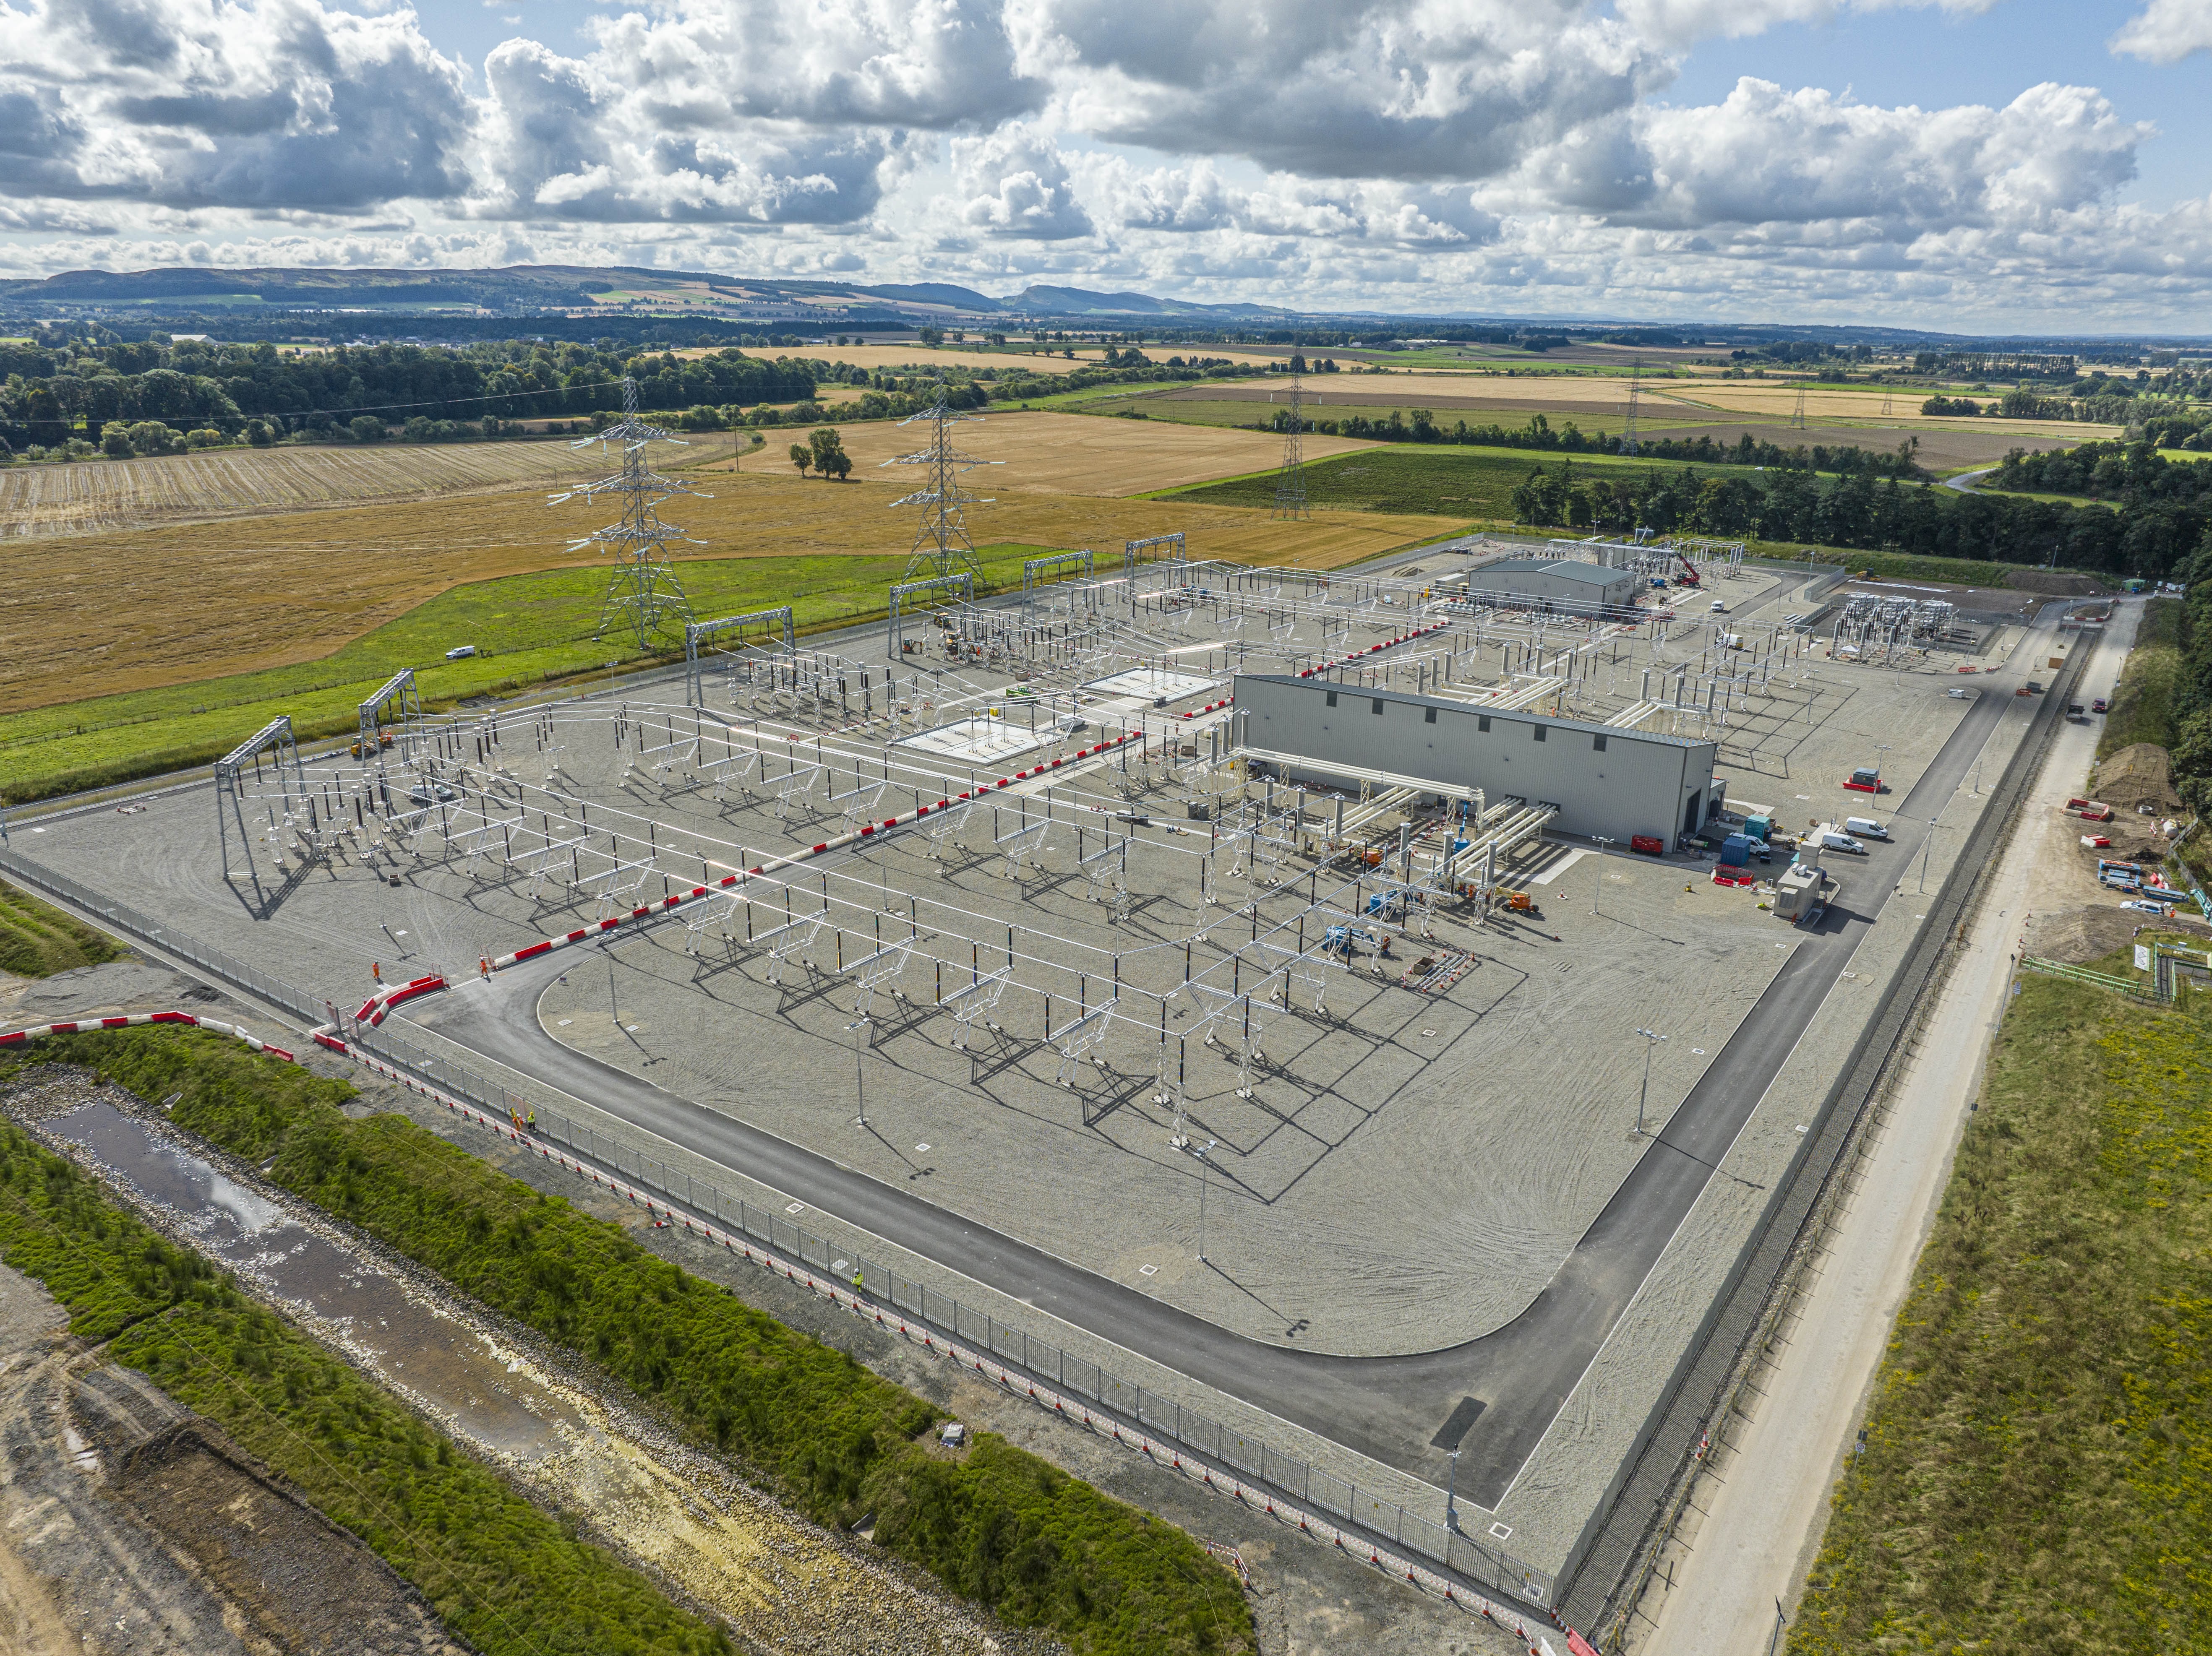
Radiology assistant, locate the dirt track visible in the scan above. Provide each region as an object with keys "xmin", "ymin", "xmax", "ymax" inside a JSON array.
[{"xmin": 0, "ymin": 1261, "xmax": 462, "ymax": 1655}]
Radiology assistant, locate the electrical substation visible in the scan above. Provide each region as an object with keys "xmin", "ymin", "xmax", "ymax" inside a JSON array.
[{"xmin": 10, "ymin": 400, "xmax": 2065, "ymax": 1620}]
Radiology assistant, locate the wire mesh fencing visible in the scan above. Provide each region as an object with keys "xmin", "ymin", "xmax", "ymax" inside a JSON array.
[{"xmin": 0, "ymin": 841, "xmax": 1557, "ymax": 1610}]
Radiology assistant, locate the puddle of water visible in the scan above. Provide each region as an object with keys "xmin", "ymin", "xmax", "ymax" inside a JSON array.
[{"xmin": 50, "ymin": 1103, "xmax": 589, "ymax": 1462}]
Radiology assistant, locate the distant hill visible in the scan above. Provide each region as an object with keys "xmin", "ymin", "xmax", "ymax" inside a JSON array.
[
  {"xmin": 0, "ymin": 263, "xmax": 2199, "ymax": 351},
  {"xmin": 1009, "ymin": 284, "xmax": 1293, "ymax": 319},
  {"xmin": 0, "ymin": 264, "xmax": 1301, "ymax": 325}
]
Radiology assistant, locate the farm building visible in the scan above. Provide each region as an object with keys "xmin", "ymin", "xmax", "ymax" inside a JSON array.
[
  {"xmin": 1232, "ymin": 674, "xmax": 1722, "ymax": 846},
  {"xmin": 1451, "ymin": 557, "xmax": 1641, "ymax": 612}
]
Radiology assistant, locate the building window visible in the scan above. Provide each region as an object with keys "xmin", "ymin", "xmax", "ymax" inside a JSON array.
[
  {"xmin": 1424, "ymin": 706, "xmax": 1437, "ymax": 724},
  {"xmin": 1371, "ymin": 698, "xmax": 1384, "ymax": 715},
  {"xmin": 1478, "ymin": 715, "xmax": 1491, "ymax": 733},
  {"xmin": 1593, "ymin": 734, "xmax": 1608, "ymax": 752},
  {"xmin": 1326, "ymin": 691, "xmax": 1337, "ymax": 707},
  {"xmin": 1533, "ymin": 724, "xmax": 1547, "ymax": 743}
]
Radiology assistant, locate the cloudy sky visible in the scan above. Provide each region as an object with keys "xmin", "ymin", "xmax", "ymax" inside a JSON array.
[{"xmin": 2, "ymin": 0, "xmax": 2209, "ymax": 329}]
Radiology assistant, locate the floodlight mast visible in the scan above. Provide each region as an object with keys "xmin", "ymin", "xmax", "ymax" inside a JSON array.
[
  {"xmin": 549, "ymin": 376, "xmax": 705, "ymax": 651},
  {"xmin": 883, "ymin": 386, "xmax": 999, "ymax": 581}
]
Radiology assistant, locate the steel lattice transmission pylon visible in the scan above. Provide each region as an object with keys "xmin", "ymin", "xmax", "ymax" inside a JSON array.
[
  {"xmin": 1272, "ymin": 370, "xmax": 1309, "ymax": 519},
  {"xmin": 549, "ymin": 376, "xmax": 704, "ymax": 651},
  {"xmin": 883, "ymin": 388, "xmax": 1000, "ymax": 580},
  {"xmin": 1621, "ymin": 359, "xmax": 1642, "ymax": 456}
]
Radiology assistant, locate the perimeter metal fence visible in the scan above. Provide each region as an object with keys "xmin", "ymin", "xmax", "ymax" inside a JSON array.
[{"xmin": 0, "ymin": 841, "xmax": 1555, "ymax": 1611}]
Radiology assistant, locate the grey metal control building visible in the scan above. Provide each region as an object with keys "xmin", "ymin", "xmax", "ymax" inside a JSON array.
[
  {"xmin": 1233, "ymin": 674, "xmax": 1720, "ymax": 844},
  {"xmin": 1453, "ymin": 557, "xmax": 1640, "ymax": 612}
]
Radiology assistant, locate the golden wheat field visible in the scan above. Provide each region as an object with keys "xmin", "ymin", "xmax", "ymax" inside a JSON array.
[
  {"xmin": 725, "ymin": 410, "xmax": 1372, "ymax": 495},
  {"xmin": 0, "ymin": 469, "xmax": 1457, "ymax": 713},
  {"xmin": 0, "ymin": 441, "xmax": 608, "ymax": 542}
]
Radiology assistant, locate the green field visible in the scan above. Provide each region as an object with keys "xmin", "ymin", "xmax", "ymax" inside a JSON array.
[
  {"xmin": 1169, "ymin": 444, "xmax": 1770, "ymax": 517},
  {"xmin": 0, "ymin": 878, "xmax": 126, "ymax": 977},
  {"xmin": 0, "ymin": 546, "xmax": 1051, "ymax": 807},
  {"xmin": 0, "ymin": 1108, "xmax": 737, "ymax": 1656},
  {"xmin": 21, "ymin": 1027, "xmax": 1254, "ymax": 1656},
  {"xmin": 2100, "ymin": 596, "xmax": 2188, "ymax": 756},
  {"xmin": 1788, "ymin": 968, "xmax": 2212, "ymax": 1656}
]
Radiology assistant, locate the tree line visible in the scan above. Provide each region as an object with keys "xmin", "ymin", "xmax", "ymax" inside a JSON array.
[
  {"xmin": 1509, "ymin": 451, "xmax": 2206, "ymax": 579},
  {"xmin": 1275, "ymin": 406, "xmax": 1925, "ymax": 477},
  {"xmin": 0, "ymin": 339, "xmax": 818, "ymax": 456}
]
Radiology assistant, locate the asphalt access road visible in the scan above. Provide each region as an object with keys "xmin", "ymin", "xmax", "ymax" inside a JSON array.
[{"xmin": 406, "ymin": 608, "xmax": 2049, "ymax": 1511}]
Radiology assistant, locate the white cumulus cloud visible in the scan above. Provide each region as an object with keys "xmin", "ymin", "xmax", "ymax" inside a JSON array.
[
  {"xmin": 1615, "ymin": 0, "xmax": 2001, "ymax": 49},
  {"xmin": 0, "ymin": 0, "xmax": 471, "ymax": 209},
  {"xmin": 1024, "ymin": 0, "xmax": 1663, "ymax": 182},
  {"xmin": 2110, "ymin": 0, "xmax": 2212, "ymax": 63}
]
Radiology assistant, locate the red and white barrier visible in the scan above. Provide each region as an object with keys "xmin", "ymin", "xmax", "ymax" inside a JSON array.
[
  {"xmin": 356, "ymin": 974, "xmax": 447, "ymax": 1027},
  {"xmin": 1294, "ymin": 620, "xmax": 1454, "ymax": 681},
  {"xmin": 0, "ymin": 1010, "xmax": 294, "ymax": 1063},
  {"xmin": 484, "ymin": 731, "xmax": 1148, "ymax": 974}
]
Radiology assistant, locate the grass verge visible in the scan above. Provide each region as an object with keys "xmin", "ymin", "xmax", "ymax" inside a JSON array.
[
  {"xmin": 15, "ymin": 1028, "xmax": 1255, "ymax": 1656},
  {"xmin": 2099, "ymin": 596, "xmax": 2189, "ymax": 758},
  {"xmin": 0, "ymin": 877, "xmax": 126, "ymax": 978},
  {"xmin": 1788, "ymin": 974, "xmax": 2211, "ymax": 1654},
  {"xmin": 0, "ymin": 1105, "xmax": 736, "ymax": 1656},
  {"xmin": 0, "ymin": 546, "xmax": 1049, "ymax": 808}
]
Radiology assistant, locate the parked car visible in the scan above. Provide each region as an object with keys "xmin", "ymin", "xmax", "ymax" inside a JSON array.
[
  {"xmin": 2121, "ymin": 899, "xmax": 2170, "ymax": 913},
  {"xmin": 445, "ymin": 644, "xmax": 477, "ymax": 660},
  {"xmin": 1843, "ymin": 816, "xmax": 1889, "ymax": 840}
]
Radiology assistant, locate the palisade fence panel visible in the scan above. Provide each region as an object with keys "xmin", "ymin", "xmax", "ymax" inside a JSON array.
[
  {"xmin": 1137, "ymin": 1390, "xmax": 1176, "ymax": 1441},
  {"xmin": 0, "ymin": 844, "xmax": 1567, "ymax": 1613},
  {"xmin": 1220, "ymin": 1426, "xmax": 1263, "ymax": 1478},
  {"xmin": 1399, "ymin": 1510, "xmax": 1448, "ymax": 1564},
  {"xmin": 1100, "ymin": 1372, "xmax": 1140, "ymax": 1419},
  {"xmin": 1311, "ymin": 1468, "xmax": 1355, "ymax": 1521},
  {"xmin": 1260, "ymin": 1445, "xmax": 1309, "ymax": 1502}
]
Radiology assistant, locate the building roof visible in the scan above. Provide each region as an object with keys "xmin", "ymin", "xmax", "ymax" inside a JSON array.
[{"xmin": 1466, "ymin": 558, "xmax": 1630, "ymax": 588}]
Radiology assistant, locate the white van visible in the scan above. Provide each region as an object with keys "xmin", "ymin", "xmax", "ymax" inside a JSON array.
[
  {"xmin": 1710, "ymin": 599, "xmax": 1727, "ymax": 613},
  {"xmin": 1815, "ymin": 828, "xmax": 1866, "ymax": 855},
  {"xmin": 1843, "ymin": 816, "xmax": 1889, "ymax": 840}
]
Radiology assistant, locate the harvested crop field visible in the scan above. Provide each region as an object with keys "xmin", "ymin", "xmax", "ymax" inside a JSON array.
[
  {"xmin": 1142, "ymin": 397, "xmax": 2084, "ymax": 471},
  {"xmin": 0, "ymin": 469, "xmax": 1456, "ymax": 717},
  {"xmin": 720, "ymin": 409, "xmax": 1374, "ymax": 495},
  {"xmin": 1150, "ymin": 372, "xmax": 2120, "ymax": 440},
  {"xmin": 0, "ymin": 441, "xmax": 608, "ymax": 543}
]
